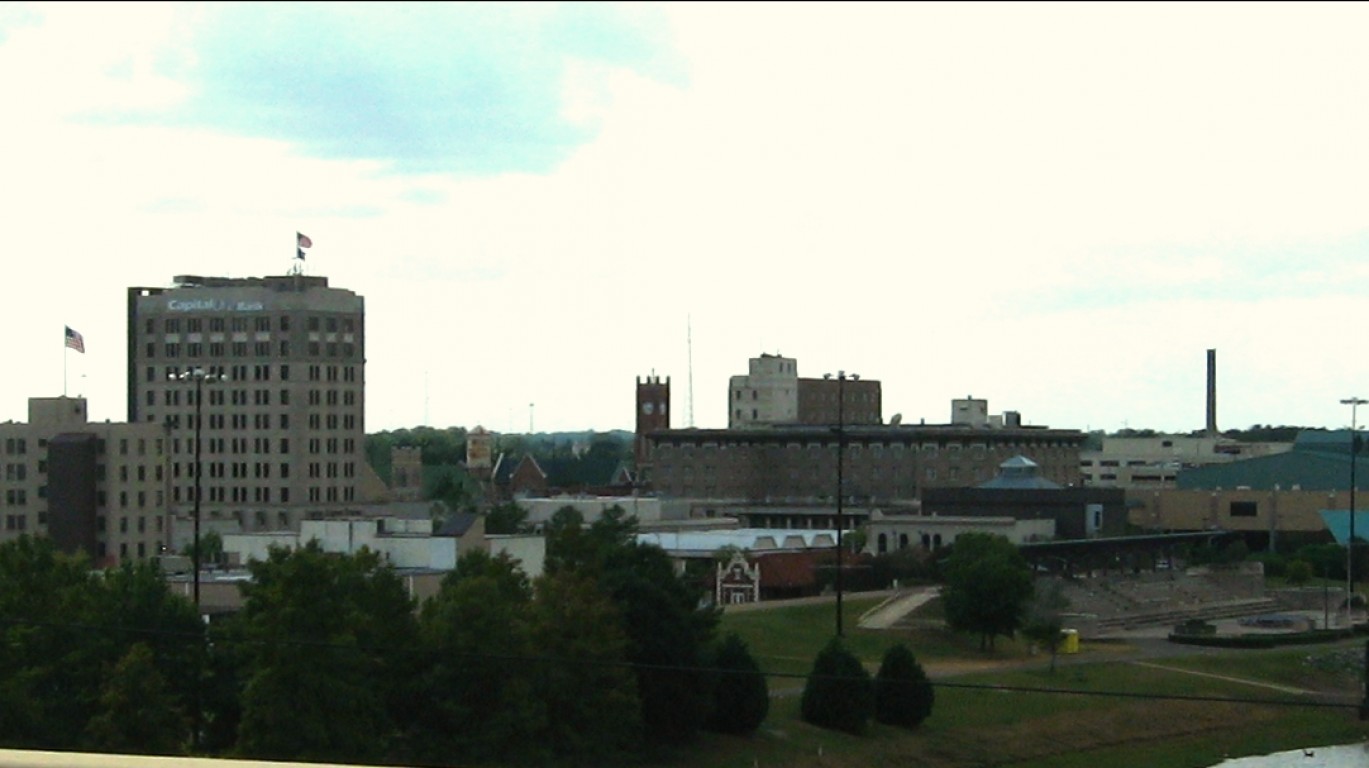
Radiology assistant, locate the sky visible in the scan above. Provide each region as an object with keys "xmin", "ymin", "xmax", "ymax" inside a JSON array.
[{"xmin": 4, "ymin": 2, "xmax": 1369, "ymax": 436}]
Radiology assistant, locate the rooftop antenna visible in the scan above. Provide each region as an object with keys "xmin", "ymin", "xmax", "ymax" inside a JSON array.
[{"xmin": 687, "ymin": 314, "xmax": 696, "ymax": 428}]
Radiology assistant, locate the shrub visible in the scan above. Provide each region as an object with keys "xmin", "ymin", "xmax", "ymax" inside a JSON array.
[
  {"xmin": 705, "ymin": 633, "xmax": 769, "ymax": 736},
  {"xmin": 1285, "ymin": 559, "xmax": 1314, "ymax": 585},
  {"xmin": 874, "ymin": 644, "xmax": 934, "ymax": 729},
  {"xmin": 800, "ymin": 638, "xmax": 874, "ymax": 735}
]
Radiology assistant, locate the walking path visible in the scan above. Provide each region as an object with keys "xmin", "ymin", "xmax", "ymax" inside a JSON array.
[
  {"xmin": 1127, "ymin": 660, "xmax": 1317, "ymax": 696},
  {"xmin": 857, "ymin": 586, "xmax": 940, "ymax": 629}
]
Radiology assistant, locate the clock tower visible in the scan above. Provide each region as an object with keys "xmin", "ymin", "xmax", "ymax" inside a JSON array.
[{"xmin": 635, "ymin": 374, "xmax": 671, "ymax": 475}]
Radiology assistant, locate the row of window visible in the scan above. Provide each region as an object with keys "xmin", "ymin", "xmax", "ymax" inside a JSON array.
[
  {"xmin": 145, "ymin": 364, "xmax": 360, "ymax": 384},
  {"xmin": 659, "ymin": 441, "xmax": 1068, "ymax": 453},
  {"xmin": 147, "ymin": 340, "xmax": 358, "ymax": 359},
  {"xmin": 148, "ymin": 315, "xmax": 356, "ymax": 335},
  {"xmin": 159, "ymin": 411, "xmax": 359, "ymax": 432},
  {"xmin": 1082, "ymin": 459, "xmax": 1155, "ymax": 467},
  {"xmin": 148, "ymin": 387, "xmax": 358, "ymax": 408},
  {"xmin": 168, "ymin": 484, "xmax": 356, "ymax": 504},
  {"xmin": 661, "ymin": 464, "xmax": 964, "ymax": 482}
]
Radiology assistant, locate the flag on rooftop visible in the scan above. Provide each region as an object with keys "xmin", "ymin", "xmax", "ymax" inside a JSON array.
[
  {"xmin": 297, "ymin": 232, "xmax": 312, "ymax": 249},
  {"xmin": 64, "ymin": 326, "xmax": 84, "ymax": 353}
]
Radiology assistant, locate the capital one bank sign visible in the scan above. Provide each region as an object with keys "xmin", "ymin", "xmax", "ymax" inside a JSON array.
[{"xmin": 166, "ymin": 299, "xmax": 266, "ymax": 312}]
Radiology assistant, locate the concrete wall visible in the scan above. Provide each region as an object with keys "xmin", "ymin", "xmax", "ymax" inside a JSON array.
[
  {"xmin": 222, "ymin": 517, "xmax": 457, "ymax": 570},
  {"xmin": 519, "ymin": 496, "xmax": 662, "ymax": 526},
  {"xmin": 729, "ymin": 355, "xmax": 799, "ymax": 428},
  {"xmin": 1128, "ymin": 488, "xmax": 1348, "ymax": 535},
  {"xmin": 488, "ymin": 534, "xmax": 546, "ymax": 579},
  {"xmin": 863, "ymin": 514, "xmax": 1054, "ymax": 554}
]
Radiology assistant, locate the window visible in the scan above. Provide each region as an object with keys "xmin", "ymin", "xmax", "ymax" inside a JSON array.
[{"xmin": 1229, "ymin": 501, "xmax": 1258, "ymax": 518}]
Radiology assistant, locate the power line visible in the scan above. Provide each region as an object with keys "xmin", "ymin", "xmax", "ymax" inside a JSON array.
[{"xmin": 0, "ymin": 615, "xmax": 1360, "ymax": 712}]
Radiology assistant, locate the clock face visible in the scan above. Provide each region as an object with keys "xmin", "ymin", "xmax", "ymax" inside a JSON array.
[{"xmin": 643, "ymin": 402, "xmax": 655, "ymax": 415}]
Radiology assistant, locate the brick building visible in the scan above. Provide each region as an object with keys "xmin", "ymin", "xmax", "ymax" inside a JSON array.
[{"xmin": 646, "ymin": 423, "xmax": 1085, "ymax": 503}]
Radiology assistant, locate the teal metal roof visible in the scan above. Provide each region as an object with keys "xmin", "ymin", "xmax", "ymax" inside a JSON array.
[
  {"xmin": 1318, "ymin": 509, "xmax": 1369, "ymax": 544},
  {"xmin": 1177, "ymin": 430, "xmax": 1365, "ymax": 491},
  {"xmin": 979, "ymin": 454, "xmax": 1062, "ymax": 490}
]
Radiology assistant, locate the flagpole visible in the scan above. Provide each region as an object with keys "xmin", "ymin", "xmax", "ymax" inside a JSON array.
[{"xmin": 63, "ymin": 330, "xmax": 68, "ymax": 397}]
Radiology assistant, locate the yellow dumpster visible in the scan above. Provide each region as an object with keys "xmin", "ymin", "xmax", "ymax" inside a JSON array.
[{"xmin": 1060, "ymin": 628, "xmax": 1080, "ymax": 654}]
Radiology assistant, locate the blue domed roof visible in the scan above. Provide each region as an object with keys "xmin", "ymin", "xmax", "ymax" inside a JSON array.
[{"xmin": 978, "ymin": 455, "xmax": 1061, "ymax": 489}]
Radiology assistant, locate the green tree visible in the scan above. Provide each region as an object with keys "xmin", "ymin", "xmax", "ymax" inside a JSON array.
[
  {"xmin": 201, "ymin": 615, "xmax": 249, "ymax": 754},
  {"xmin": 544, "ymin": 506, "xmax": 719, "ymax": 746},
  {"xmin": 0, "ymin": 539, "xmax": 202, "ymax": 752},
  {"xmin": 705, "ymin": 633, "xmax": 768, "ymax": 736},
  {"xmin": 874, "ymin": 644, "xmax": 934, "ymax": 729},
  {"xmin": 602, "ymin": 542, "xmax": 718, "ymax": 746},
  {"xmin": 83, "ymin": 643, "xmax": 188, "ymax": 755},
  {"xmin": 1286, "ymin": 559, "xmax": 1314, "ymax": 585},
  {"xmin": 800, "ymin": 637, "xmax": 874, "ymax": 735},
  {"xmin": 412, "ymin": 561, "xmax": 544, "ymax": 765},
  {"xmin": 529, "ymin": 573, "xmax": 641, "ymax": 763},
  {"xmin": 93, "ymin": 560, "xmax": 202, "ymax": 745},
  {"xmin": 0, "ymin": 536, "xmax": 103, "ymax": 748},
  {"xmin": 234, "ymin": 544, "xmax": 418, "ymax": 763},
  {"xmin": 1293, "ymin": 543, "xmax": 1346, "ymax": 581},
  {"xmin": 844, "ymin": 527, "xmax": 868, "ymax": 555},
  {"xmin": 182, "ymin": 529, "xmax": 224, "ymax": 565},
  {"xmin": 941, "ymin": 533, "xmax": 1033, "ymax": 651},
  {"xmin": 425, "ymin": 465, "xmax": 478, "ymax": 514},
  {"xmin": 1021, "ymin": 579, "xmax": 1071, "ymax": 673},
  {"xmin": 485, "ymin": 502, "xmax": 531, "ymax": 535}
]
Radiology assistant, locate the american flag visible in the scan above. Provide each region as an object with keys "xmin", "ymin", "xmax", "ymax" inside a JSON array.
[{"xmin": 64, "ymin": 326, "xmax": 85, "ymax": 353}]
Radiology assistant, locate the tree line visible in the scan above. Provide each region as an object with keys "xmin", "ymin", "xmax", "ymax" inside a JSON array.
[
  {"xmin": 0, "ymin": 509, "xmax": 768, "ymax": 765},
  {"xmin": 0, "ymin": 519, "xmax": 1058, "ymax": 763}
]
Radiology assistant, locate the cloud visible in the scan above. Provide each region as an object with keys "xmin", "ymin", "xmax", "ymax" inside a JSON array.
[{"xmin": 88, "ymin": 3, "xmax": 685, "ymax": 175}]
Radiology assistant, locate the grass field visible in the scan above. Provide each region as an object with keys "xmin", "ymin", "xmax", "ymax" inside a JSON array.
[{"xmin": 662, "ymin": 595, "xmax": 1369, "ymax": 768}]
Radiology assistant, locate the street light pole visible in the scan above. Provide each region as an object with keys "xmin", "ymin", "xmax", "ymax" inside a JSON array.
[
  {"xmin": 836, "ymin": 371, "xmax": 845, "ymax": 638},
  {"xmin": 174, "ymin": 368, "xmax": 220, "ymax": 610},
  {"xmin": 826, "ymin": 370, "xmax": 856, "ymax": 638},
  {"xmin": 171, "ymin": 366, "xmax": 221, "ymax": 752},
  {"xmin": 1343, "ymin": 397, "xmax": 1366, "ymax": 616}
]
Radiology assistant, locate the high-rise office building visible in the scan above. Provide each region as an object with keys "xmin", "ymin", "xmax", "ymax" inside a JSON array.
[{"xmin": 127, "ymin": 274, "xmax": 366, "ymax": 542}]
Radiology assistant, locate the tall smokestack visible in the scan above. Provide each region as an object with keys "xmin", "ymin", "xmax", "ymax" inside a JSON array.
[{"xmin": 1206, "ymin": 349, "xmax": 1218, "ymax": 437}]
